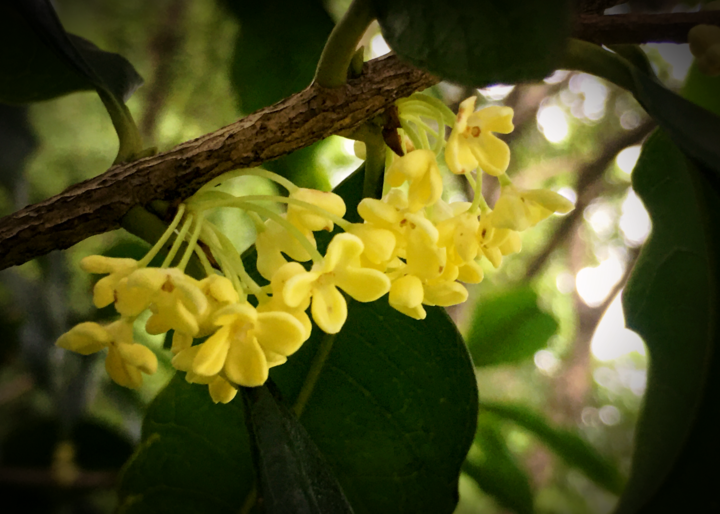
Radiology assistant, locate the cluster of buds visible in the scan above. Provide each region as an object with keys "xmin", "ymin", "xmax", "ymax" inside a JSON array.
[{"xmin": 56, "ymin": 94, "xmax": 573, "ymax": 404}]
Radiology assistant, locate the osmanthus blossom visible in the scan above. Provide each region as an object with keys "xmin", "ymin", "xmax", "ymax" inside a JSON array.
[
  {"xmin": 55, "ymin": 93, "xmax": 575, "ymax": 404},
  {"xmin": 490, "ymin": 185, "xmax": 574, "ymax": 232},
  {"xmin": 282, "ymin": 233, "xmax": 391, "ymax": 334},
  {"xmin": 173, "ymin": 302, "xmax": 306, "ymax": 389},
  {"xmin": 445, "ymin": 96, "xmax": 514, "ymax": 176},
  {"xmin": 57, "ymin": 319, "xmax": 157, "ymax": 389}
]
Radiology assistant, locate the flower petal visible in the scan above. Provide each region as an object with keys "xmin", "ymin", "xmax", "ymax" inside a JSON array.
[
  {"xmin": 255, "ymin": 311, "xmax": 307, "ymax": 356},
  {"xmin": 323, "ymin": 233, "xmax": 364, "ymax": 272},
  {"xmin": 283, "ymin": 270, "xmax": 319, "ymax": 309},
  {"xmin": 225, "ymin": 335, "xmax": 268, "ymax": 387},
  {"xmin": 56, "ymin": 322, "xmax": 111, "ymax": 355},
  {"xmin": 106, "ymin": 346, "xmax": 143, "ymax": 389},
  {"xmin": 335, "ymin": 267, "xmax": 390, "ymax": 303},
  {"xmin": 389, "ymin": 275, "xmax": 424, "ymax": 309},
  {"xmin": 311, "ymin": 284, "xmax": 347, "ymax": 334},
  {"xmin": 193, "ymin": 325, "xmax": 231, "ymax": 377},
  {"xmin": 208, "ymin": 376, "xmax": 238, "ymax": 404},
  {"xmin": 115, "ymin": 342, "xmax": 158, "ymax": 375},
  {"xmin": 423, "ymin": 281, "xmax": 468, "ymax": 307},
  {"xmin": 471, "ymin": 133, "xmax": 510, "ymax": 176}
]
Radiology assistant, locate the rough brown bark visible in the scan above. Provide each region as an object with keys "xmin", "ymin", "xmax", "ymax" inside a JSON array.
[
  {"xmin": 0, "ymin": 11, "xmax": 715, "ymax": 270},
  {"xmin": 0, "ymin": 55, "xmax": 437, "ymax": 270}
]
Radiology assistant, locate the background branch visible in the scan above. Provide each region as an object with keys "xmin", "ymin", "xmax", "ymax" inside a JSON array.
[{"xmin": 574, "ymin": 12, "xmax": 720, "ymax": 44}]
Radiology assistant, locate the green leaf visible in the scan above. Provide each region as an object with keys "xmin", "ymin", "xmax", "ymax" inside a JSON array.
[
  {"xmin": 463, "ymin": 417, "xmax": 534, "ymax": 514},
  {"xmin": 466, "ymin": 286, "xmax": 558, "ymax": 367},
  {"xmin": 223, "ymin": 0, "xmax": 335, "ymax": 189},
  {"xmin": 480, "ymin": 402, "xmax": 624, "ymax": 495},
  {"xmin": 0, "ymin": 1, "xmax": 142, "ymax": 104},
  {"xmin": 371, "ymin": 0, "xmax": 571, "ymax": 87},
  {"xmin": 117, "ymin": 375, "xmax": 256, "ymax": 514},
  {"xmin": 2, "ymin": 0, "xmax": 144, "ymax": 162},
  {"xmin": 224, "ymin": 0, "xmax": 333, "ymax": 114},
  {"xmin": 119, "ymin": 168, "xmax": 479, "ymax": 514},
  {"xmin": 614, "ymin": 64, "xmax": 720, "ymax": 513},
  {"xmin": 242, "ymin": 384, "xmax": 353, "ymax": 513}
]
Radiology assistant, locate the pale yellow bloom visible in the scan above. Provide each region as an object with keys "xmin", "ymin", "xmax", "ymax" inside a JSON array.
[
  {"xmin": 287, "ymin": 188, "xmax": 346, "ymax": 232},
  {"xmin": 174, "ymin": 302, "xmax": 305, "ymax": 388},
  {"xmin": 126, "ymin": 268, "xmax": 208, "ymax": 336},
  {"xmin": 257, "ymin": 262, "xmax": 313, "ymax": 339},
  {"xmin": 255, "ymin": 218, "xmax": 314, "ymax": 280},
  {"xmin": 347, "ymin": 223, "xmax": 397, "ymax": 270},
  {"xmin": 56, "ymin": 320, "xmax": 157, "ymax": 389},
  {"xmin": 491, "ymin": 186, "xmax": 574, "ymax": 232},
  {"xmin": 389, "ymin": 275, "xmax": 426, "ymax": 320},
  {"xmin": 80, "ymin": 255, "xmax": 139, "ymax": 309},
  {"xmin": 385, "ymin": 149, "xmax": 443, "ymax": 212},
  {"xmin": 283, "ymin": 233, "xmax": 391, "ymax": 334},
  {"xmin": 446, "ymin": 97, "xmax": 514, "ymax": 176}
]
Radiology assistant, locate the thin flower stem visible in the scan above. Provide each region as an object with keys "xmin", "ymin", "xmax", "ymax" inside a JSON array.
[
  {"xmin": 498, "ymin": 174, "xmax": 513, "ymax": 187},
  {"xmin": 198, "ymin": 168, "xmax": 298, "ymax": 194},
  {"xmin": 178, "ymin": 213, "xmax": 205, "ymax": 272},
  {"xmin": 470, "ymin": 172, "xmax": 485, "ymax": 213},
  {"xmin": 194, "ymin": 246, "xmax": 215, "ymax": 276},
  {"xmin": 229, "ymin": 195, "xmax": 352, "ymax": 231},
  {"xmin": 207, "ymin": 222, "xmax": 268, "ymax": 302},
  {"xmin": 398, "ymin": 95, "xmax": 456, "ymax": 126},
  {"xmin": 138, "ymin": 204, "xmax": 186, "ymax": 267},
  {"xmin": 399, "ymin": 119, "xmax": 424, "ymax": 151},
  {"xmin": 161, "ymin": 213, "xmax": 193, "ymax": 268},
  {"xmin": 293, "ymin": 331, "xmax": 338, "ymax": 417},
  {"xmin": 235, "ymin": 201, "xmax": 324, "ymax": 265}
]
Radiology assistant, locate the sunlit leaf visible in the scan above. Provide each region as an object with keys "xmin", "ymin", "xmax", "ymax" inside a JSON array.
[
  {"xmin": 464, "ymin": 417, "xmax": 534, "ymax": 514},
  {"xmin": 371, "ymin": 0, "xmax": 571, "ymax": 87},
  {"xmin": 480, "ymin": 402, "xmax": 624, "ymax": 494},
  {"xmin": 614, "ymin": 65, "xmax": 720, "ymax": 513},
  {"xmin": 466, "ymin": 286, "xmax": 558, "ymax": 367}
]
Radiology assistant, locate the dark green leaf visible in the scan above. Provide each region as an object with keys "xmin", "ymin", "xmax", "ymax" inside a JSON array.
[
  {"xmin": 614, "ymin": 65, "xmax": 720, "ymax": 513},
  {"xmin": 117, "ymin": 375, "xmax": 256, "ymax": 514},
  {"xmin": 372, "ymin": 0, "xmax": 571, "ymax": 87},
  {"xmin": 224, "ymin": 0, "xmax": 333, "ymax": 114},
  {"xmin": 466, "ymin": 286, "xmax": 558, "ymax": 367},
  {"xmin": 628, "ymin": 67, "xmax": 720, "ymax": 183},
  {"xmin": 119, "ymin": 168, "xmax": 478, "ymax": 514},
  {"xmin": 480, "ymin": 402, "xmax": 624, "ymax": 494},
  {"xmin": 0, "ymin": 1, "xmax": 142, "ymax": 104},
  {"xmin": 243, "ymin": 384, "xmax": 353, "ymax": 513},
  {"xmin": 463, "ymin": 417, "xmax": 534, "ymax": 514},
  {"xmin": 223, "ymin": 0, "xmax": 334, "ymax": 190}
]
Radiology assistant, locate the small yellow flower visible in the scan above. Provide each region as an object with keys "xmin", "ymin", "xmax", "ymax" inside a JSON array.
[
  {"xmin": 174, "ymin": 302, "xmax": 306, "ymax": 388},
  {"xmin": 255, "ymin": 218, "xmax": 314, "ymax": 280},
  {"xmin": 56, "ymin": 320, "xmax": 157, "ymax": 389},
  {"xmin": 389, "ymin": 275, "xmax": 426, "ymax": 320},
  {"xmin": 347, "ymin": 223, "xmax": 397, "ymax": 270},
  {"xmin": 80, "ymin": 255, "xmax": 139, "ymax": 309},
  {"xmin": 257, "ymin": 262, "xmax": 313, "ymax": 339},
  {"xmin": 491, "ymin": 186, "xmax": 574, "ymax": 232},
  {"xmin": 126, "ymin": 268, "xmax": 208, "ymax": 336},
  {"xmin": 283, "ymin": 233, "xmax": 391, "ymax": 334},
  {"xmin": 445, "ymin": 96, "xmax": 514, "ymax": 176},
  {"xmin": 385, "ymin": 149, "xmax": 443, "ymax": 212},
  {"xmin": 287, "ymin": 188, "xmax": 346, "ymax": 232}
]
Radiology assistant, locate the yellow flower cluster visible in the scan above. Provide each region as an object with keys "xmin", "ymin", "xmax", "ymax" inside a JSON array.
[{"xmin": 55, "ymin": 94, "xmax": 573, "ymax": 404}]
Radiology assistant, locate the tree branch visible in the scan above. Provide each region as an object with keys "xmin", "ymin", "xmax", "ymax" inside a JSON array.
[
  {"xmin": 573, "ymin": 12, "xmax": 720, "ymax": 44},
  {"xmin": 0, "ymin": 55, "xmax": 437, "ymax": 270},
  {"xmin": 0, "ymin": 10, "xmax": 712, "ymax": 270}
]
